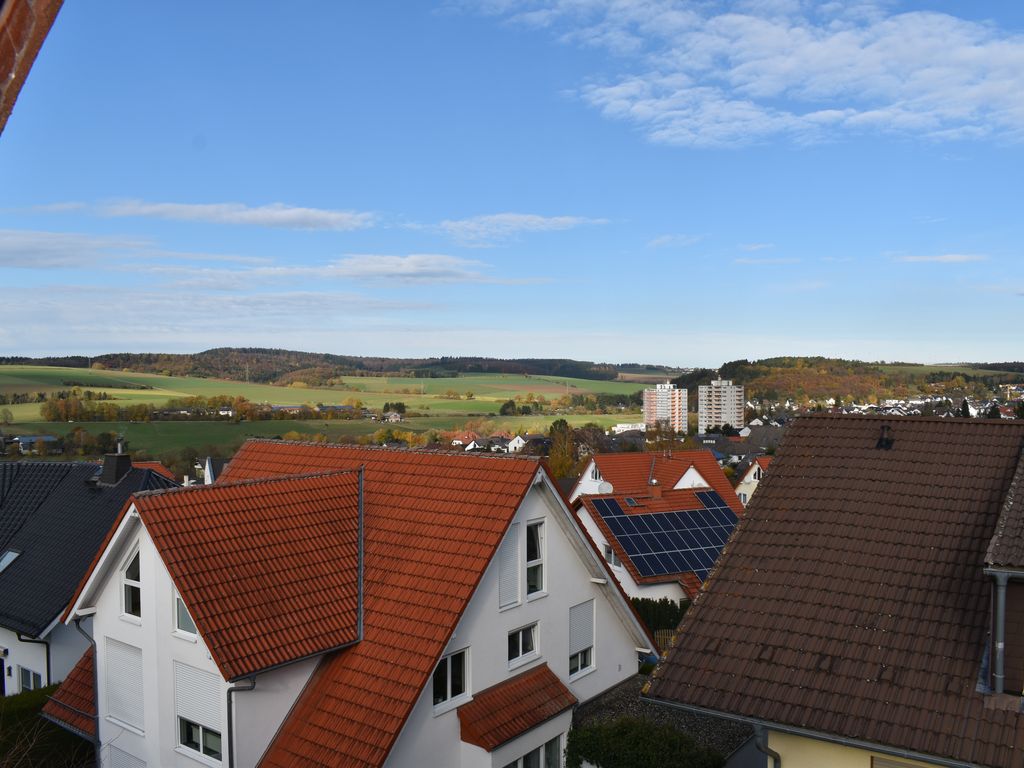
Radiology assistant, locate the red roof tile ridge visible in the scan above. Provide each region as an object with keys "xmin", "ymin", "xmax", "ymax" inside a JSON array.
[{"xmin": 133, "ymin": 467, "xmax": 362, "ymax": 498}]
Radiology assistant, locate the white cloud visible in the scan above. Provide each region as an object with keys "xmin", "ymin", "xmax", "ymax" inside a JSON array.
[
  {"xmin": 0, "ymin": 229, "xmax": 148, "ymax": 268},
  {"xmin": 739, "ymin": 242, "xmax": 774, "ymax": 251},
  {"xmin": 481, "ymin": 2, "xmax": 1024, "ymax": 147},
  {"xmin": 326, "ymin": 253, "xmax": 500, "ymax": 283},
  {"xmin": 98, "ymin": 200, "xmax": 376, "ymax": 230},
  {"xmin": 896, "ymin": 253, "xmax": 988, "ymax": 263},
  {"xmin": 439, "ymin": 212, "xmax": 605, "ymax": 245},
  {"xmin": 735, "ymin": 256, "xmax": 798, "ymax": 264},
  {"xmin": 647, "ymin": 233, "xmax": 703, "ymax": 248}
]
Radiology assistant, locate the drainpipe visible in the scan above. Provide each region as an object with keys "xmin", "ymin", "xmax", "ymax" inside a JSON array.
[
  {"xmin": 994, "ymin": 571, "xmax": 1009, "ymax": 694},
  {"xmin": 226, "ymin": 677, "xmax": 256, "ymax": 768},
  {"xmin": 754, "ymin": 724, "xmax": 782, "ymax": 768},
  {"xmin": 72, "ymin": 617, "xmax": 100, "ymax": 767},
  {"xmin": 15, "ymin": 632, "xmax": 50, "ymax": 689}
]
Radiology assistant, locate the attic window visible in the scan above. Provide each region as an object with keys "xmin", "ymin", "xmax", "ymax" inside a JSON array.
[
  {"xmin": 625, "ymin": 498, "xmax": 639, "ymax": 507},
  {"xmin": 0, "ymin": 550, "xmax": 19, "ymax": 573}
]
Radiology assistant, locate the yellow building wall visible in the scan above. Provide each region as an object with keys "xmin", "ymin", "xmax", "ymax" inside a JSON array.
[{"xmin": 769, "ymin": 731, "xmax": 943, "ymax": 768}]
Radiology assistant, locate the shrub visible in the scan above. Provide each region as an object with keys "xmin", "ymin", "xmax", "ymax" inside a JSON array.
[{"xmin": 566, "ymin": 717, "xmax": 723, "ymax": 768}]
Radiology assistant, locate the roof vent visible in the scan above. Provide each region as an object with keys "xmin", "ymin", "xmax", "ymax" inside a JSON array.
[{"xmin": 876, "ymin": 424, "xmax": 895, "ymax": 450}]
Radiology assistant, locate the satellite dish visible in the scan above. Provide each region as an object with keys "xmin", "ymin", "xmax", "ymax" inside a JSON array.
[{"xmin": 597, "ymin": 481, "xmax": 613, "ymax": 494}]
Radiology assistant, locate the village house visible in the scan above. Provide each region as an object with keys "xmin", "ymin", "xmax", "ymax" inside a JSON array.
[
  {"xmin": 44, "ymin": 440, "xmax": 653, "ymax": 768},
  {"xmin": 645, "ymin": 415, "xmax": 1024, "ymax": 768},
  {"xmin": 733, "ymin": 455, "xmax": 771, "ymax": 506}
]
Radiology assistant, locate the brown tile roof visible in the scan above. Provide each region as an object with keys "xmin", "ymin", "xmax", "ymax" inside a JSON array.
[
  {"xmin": 217, "ymin": 440, "xmax": 546, "ymax": 768},
  {"xmin": 458, "ymin": 664, "xmax": 577, "ymax": 752},
  {"xmin": 645, "ymin": 415, "xmax": 1024, "ymax": 767},
  {"xmin": 41, "ymin": 647, "xmax": 95, "ymax": 739},
  {"xmin": 585, "ymin": 450, "xmax": 742, "ymax": 510},
  {"xmin": 132, "ymin": 471, "xmax": 362, "ymax": 681},
  {"xmin": 986, "ymin": 448, "xmax": 1024, "ymax": 568},
  {"xmin": 0, "ymin": 0, "xmax": 62, "ymax": 135}
]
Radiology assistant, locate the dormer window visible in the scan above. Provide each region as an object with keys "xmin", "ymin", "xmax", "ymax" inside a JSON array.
[
  {"xmin": 0, "ymin": 550, "xmax": 19, "ymax": 573},
  {"xmin": 122, "ymin": 550, "xmax": 141, "ymax": 618}
]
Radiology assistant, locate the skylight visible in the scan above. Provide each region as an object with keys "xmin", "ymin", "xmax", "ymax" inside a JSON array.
[
  {"xmin": 0, "ymin": 550, "xmax": 20, "ymax": 573},
  {"xmin": 625, "ymin": 498, "xmax": 638, "ymax": 507}
]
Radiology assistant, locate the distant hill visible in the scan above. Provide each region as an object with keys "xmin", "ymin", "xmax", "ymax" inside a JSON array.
[{"xmin": 0, "ymin": 349, "xmax": 680, "ymax": 385}]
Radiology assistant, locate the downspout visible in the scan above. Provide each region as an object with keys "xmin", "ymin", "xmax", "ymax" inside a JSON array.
[
  {"xmin": 226, "ymin": 677, "xmax": 256, "ymax": 768},
  {"xmin": 15, "ymin": 632, "xmax": 50, "ymax": 688},
  {"xmin": 993, "ymin": 571, "xmax": 1009, "ymax": 694},
  {"xmin": 358, "ymin": 465, "xmax": 365, "ymax": 641},
  {"xmin": 72, "ymin": 617, "xmax": 100, "ymax": 767},
  {"xmin": 755, "ymin": 724, "xmax": 782, "ymax": 768}
]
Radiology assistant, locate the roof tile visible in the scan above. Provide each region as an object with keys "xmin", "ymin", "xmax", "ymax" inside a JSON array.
[{"xmin": 41, "ymin": 647, "xmax": 94, "ymax": 738}]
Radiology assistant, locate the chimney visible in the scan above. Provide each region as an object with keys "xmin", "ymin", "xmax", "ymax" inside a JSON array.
[
  {"xmin": 650, "ymin": 483, "xmax": 663, "ymax": 499},
  {"xmin": 100, "ymin": 453, "xmax": 133, "ymax": 485}
]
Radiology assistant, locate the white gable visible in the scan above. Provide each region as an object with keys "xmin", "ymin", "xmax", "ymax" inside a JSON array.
[{"xmin": 674, "ymin": 465, "xmax": 709, "ymax": 489}]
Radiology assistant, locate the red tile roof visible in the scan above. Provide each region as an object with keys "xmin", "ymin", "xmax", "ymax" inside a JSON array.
[
  {"xmin": 583, "ymin": 451, "xmax": 742, "ymax": 511},
  {"xmin": 458, "ymin": 664, "xmax": 577, "ymax": 752},
  {"xmin": 217, "ymin": 441, "xmax": 546, "ymax": 768},
  {"xmin": 132, "ymin": 471, "xmax": 362, "ymax": 681},
  {"xmin": 41, "ymin": 647, "xmax": 95, "ymax": 739},
  {"xmin": 131, "ymin": 460, "xmax": 177, "ymax": 481},
  {"xmin": 754, "ymin": 455, "xmax": 772, "ymax": 471},
  {"xmin": 646, "ymin": 415, "xmax": 1024, "ymax": 767},
  {"xmin": 0, "ymin": 0, "xmax": 63, "ymax": 136}
]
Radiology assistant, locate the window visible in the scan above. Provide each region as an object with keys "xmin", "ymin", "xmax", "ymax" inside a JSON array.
[
  {"xmin": 508, "ymin": 623, "xmax": 538, "ymax": 666},
  {"xmin": 602, "ymin": 544, "xmax": 622, "ymax": 569},
  {"xmin": 19, "ymin": 666, "xmax": 42, "ymax": 691},
  {"xmin": 0, "ymin": 550, "xmax": 19, "ymax": 573},
  {"xmin": 179, "ymin": 717, "xmax": 222, "ymax": 761},
  {"xmin": 526, "ymin": 521, "xmax": 544, "ymax": 596},
  {"xmin": 625, "ymin": 497, "xmax": 638, "ymax": 507},
  {"xmin": 568, "ymin": 600, "xmax": 595, "ymax": 678},
  {"xmin": 502, "ymin": 735, "xmax": 562, "ymax": 768},
  {"xmin": 498, "ymin": 522, "xmax": 520, "ymax": 608},
  {"xmin": 106, "ymin": 638, "xmax": 144, "ymax": 731},
  {"xmin": 122, "ymin": 550, "xmax": 141, "ymax": 618},
  {"xmin": 175, "ymin": 592, "xmax": 197, "ymax": 635},
  {"xmin": 432, "ymin": 648, "xmax": 468, "ymax": 707}
]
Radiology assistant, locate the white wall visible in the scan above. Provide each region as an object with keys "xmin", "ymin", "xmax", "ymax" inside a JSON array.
[
  {"xmin": 233, "ymin": 657, "xmax": 318, "ymax": 768},
  {"xmin": 385, "ymin": 479, "xmax": 646, "ymax": 768},
  {"xmin": 0, "ymin": 626, "xmax": 46, "ymax": 694}
]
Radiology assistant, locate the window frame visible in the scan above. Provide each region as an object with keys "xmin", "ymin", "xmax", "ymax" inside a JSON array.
[
  {"xmin": 602, "ymin": 543, "xmax": 623, "ymax": 569},
  {"xmin": 19, "ymin": 666, "xmax": 42, "ymax": 692},
  {"xmin": 121, "ymin": 547, "xmax": 142, "ymax": 621},
  {"xmin": 502, "ymin": 734, "xmax": 563, "ymax": 768},
  {"xmin": 174, "ymin": 590, "xmax": 198, "ymax": 639},
  {"xmin": 431, "ymin": 647, "xmax": 470, "ymax": 714},
  {"xmin": 568, "ymin": 600, "xmax": 595, "ymax": 680},
  {"xmin": 525, "ymin": 519, "xmax": 545, "ymax": 599},
  {"xmin": 508, "ymin": 622, "xmax": 539, "ymax": 669},
  {"xmin": 178, "ymin": 716, "xmax": 222, "ymax": 762}
]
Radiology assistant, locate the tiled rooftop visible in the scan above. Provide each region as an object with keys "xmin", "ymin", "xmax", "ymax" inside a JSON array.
[
  {"xmin": 41, "ymin": 647, "xmax": 95, "ymax": 739},
  {"xmin": 646, "ymin": 415, "xmax": 1024, "ymax": 767},
  {"xmin": 584, "ymin": 450, "xmax": 742, "ymax": 509},
  {"xmin": 218, "ymin": 440, "xmax": 546, "ymax": 768},
  {"xmin": 458, "ymin": 664, "xmax": 577, "ymax": 752}
]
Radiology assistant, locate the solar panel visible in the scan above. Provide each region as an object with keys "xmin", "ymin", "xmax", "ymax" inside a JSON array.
[{"xmin": 589, "ymin": 492, "xmax": 740, "ymax": 581}]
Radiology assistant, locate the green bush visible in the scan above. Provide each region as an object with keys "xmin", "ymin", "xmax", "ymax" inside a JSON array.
[
  {"xmin": 631, "ymin": 597, "xmax": 689, "ymax": 631},
  {"xmin": 566, "ymin": 717, "xmax": 723, "ymax": 768}
]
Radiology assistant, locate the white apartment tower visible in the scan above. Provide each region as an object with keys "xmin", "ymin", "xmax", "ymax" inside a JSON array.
[
  {"xmin": 643, "ymin": 382, "xmax": 687, "ymax": 433},
  {"xmin": 698, "ymin": 378, "xmax": 745, "ymax": 433}
]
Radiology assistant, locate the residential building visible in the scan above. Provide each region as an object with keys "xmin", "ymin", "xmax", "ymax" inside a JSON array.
[
  {"xmin": 0, "ymin": 456, "xmax": 176, "ymax": 697},
  {"xmin": 697, "ymin": 378, "xmax": 744, "ymax": 434},
  {"xmin": 45, "ymin": 441, "xmax": 653, "ymax": 768},
  {"xmin": 645, "ymin": 415, "xmax": 1024, "ymax": 768},
  {"xmin": 733, "ymin": 455, "xmax": 771, "ymax": 506},
  {"xmin": 569, "ymin": 449, "xmax": 735, "ymax": 503},
  {"xmin": 642, "ymin": 382, "xmax": 687, "ymax": 434}
]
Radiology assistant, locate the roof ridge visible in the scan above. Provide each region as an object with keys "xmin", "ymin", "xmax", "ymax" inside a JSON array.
[
  {"xmin": 242, "ymin": 438, "xmax": 544, "ymax": 461},
  {"xmin": 132, "ymin": 468, "xmax": 362, "ymax": 499}
]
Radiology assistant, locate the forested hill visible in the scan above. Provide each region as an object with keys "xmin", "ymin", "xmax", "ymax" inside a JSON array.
[
  {"xmin": 0, "ymin": 348, "xmax": 678, "ymax": 384},
  {"xmin": 672, "ymin": 357, "xmax": 1022, "ymax": 402}
]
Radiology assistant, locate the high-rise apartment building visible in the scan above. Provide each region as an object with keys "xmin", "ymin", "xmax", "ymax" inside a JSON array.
[
  {"xmin": 643, "ymin": 382, "xmax": 687, "ymax": 433},
  {"xmin": 698, "ymin": 378, "xmax": 745, "ymax": 433}
]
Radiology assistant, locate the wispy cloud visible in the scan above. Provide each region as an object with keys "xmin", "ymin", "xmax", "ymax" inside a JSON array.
[
  {"xmin": 0, "ymin": 228, "xmax": 148, "ymax": 268},
  {"xmin": 326, "ymin": 253, "xmax": 503, "ymax": 283},
  {"xmin": 740, "ymin": 242, "xmax": 774, "ymax": 251},
  {"xmin": 896, "ymin": 253, "xmax": 988, "ymax": 263},
  {"xmin": 97, "ymin": 199, "xmax": 376, "ymax": 230},
  {"xmin": 735, "ymin": 256, "xmax": 798, "ymax": 264},
  {"xmin": 439, "ymin": 212, "xmax": 605, "ymax": 245},
  {"xmin": 648, "ymin": 233, "xmax": 703, "ymax": 248},
  {"xmin": 480, "ymin": 2, "xmax": 1024, "ymax": 147}
]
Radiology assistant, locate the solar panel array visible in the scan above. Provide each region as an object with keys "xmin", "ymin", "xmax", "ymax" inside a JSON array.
[{"xmin": 591, "ymin": 490, "xmax": 738, "ymax": 580}]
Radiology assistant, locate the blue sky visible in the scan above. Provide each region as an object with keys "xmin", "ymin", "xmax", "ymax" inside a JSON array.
[{"xmin": 1, "ymin": 1, "xmax": 1021, "ymax": 368}]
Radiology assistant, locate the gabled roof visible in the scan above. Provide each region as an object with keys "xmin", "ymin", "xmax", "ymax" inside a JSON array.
[
  {"xmin": 70, "ymin": 470, "xmax": 363, "ymax": 682},
  {"xmin": 0, "ymin": 461, "xmax": 176, "ymax": 637},
  {"xmin": 458, "ymin": 664, "xmax": 577, "ymax": 752},
  {"xmin": 131, "ymin": 460, "xmax": 177, "ymax": 481},
  {"xmin": 646, "ymin": 415, "xmax": 1024, "ymax": 768},
  {"xmin": 986, "ymin": 447, "xmax": 1024, "ymax": 568},
  {"xmin": 41, "ymin": 647, "xmax": 94, "ymax": 739},
  {"xmin": 217, "ymin": 440, "xmax": 549, "ymax": 768}
]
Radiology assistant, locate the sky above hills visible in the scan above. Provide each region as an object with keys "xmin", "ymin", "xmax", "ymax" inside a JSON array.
[{"xmin": 1, "ymin": 1, "xmax": 1022, "ymax": 368}]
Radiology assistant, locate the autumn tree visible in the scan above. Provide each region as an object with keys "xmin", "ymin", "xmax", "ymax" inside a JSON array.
[{"xmin": 547, "ymin": 418, "xmax": 576, "ymax": 480}]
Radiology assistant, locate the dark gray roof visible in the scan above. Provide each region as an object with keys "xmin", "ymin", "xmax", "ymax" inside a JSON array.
[{"xmin": 0, "ymin": 460, "xmax": 177, "ymax": 637}]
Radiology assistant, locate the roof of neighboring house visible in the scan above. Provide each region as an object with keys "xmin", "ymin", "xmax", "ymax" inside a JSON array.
[
  {"xmin": 217, "ymin": 440, "xmax": 550, "ymax": 768},
  {"xmin": 738, "ymin": 454, "xmax": 773, "ymax": 482},
  {"xmin": 578, "ymin": 487, "xmax": 741, "ymax": 596},
  {"xmin": 576, "ymin": 450, "xmax": 742, "ymax": 509},
  {"xmin": 645, "ymin": 415, "xmax": 1024, "ymax": 768},
  {"xmin": 0, "ymin": 0, "xmax": 63, "ymax": 136},
  {"xmin": 66, "ymin": 470, "xmax": 362, "ymax": 682},
  {"xmin": 41, "ymin": 646, "xmax": 94, "ymax": 739},
  {"xmin": 130, "ymin": 460, "xmax": 176, "ymax": 481},
  {"xmin": 458, "ymin": 664, "xmax": 577, "ymax": 752},
  {"xmin": 0, "ymin": 460, "xmax": 176, "ymax": 638},
  {"xmin": 986, "ymin": 447, "xmax": 1024, "ymax": 569}
]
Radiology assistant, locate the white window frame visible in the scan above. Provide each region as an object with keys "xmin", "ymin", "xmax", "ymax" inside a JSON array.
[
  {"xmin": 431, "ymin": 647, "xmax": 471, "ymax": 714},
  {"xmin": 602, "ymin": 543, "xmax": 622, "ymax": 569},
  {"xmin": 178, "ymin": 715, "xmax": 223, "ymax": 763},
  {"xmin": 508, "ymin": 622, "xmax": 539, "ymax": 670},
  {"xmin": 525, "ymin": 520, "xmax": 545, "ymax": 599},
  {"xmin": 499, "ymin": 522, "xmax": 521, "ymax": 610},
  {"xmin": 121, "ymin": 547, "xmax": 142, "ymax": 622},
  {"xmin": 568, "ymin": 600, "xmax": 595, "ymax": 680},
  {"xmin": 174, "ymin": 590, "xmax": 198, "ymax": 640},
  {"xmin": 19, "ymin": 666, "xmax": 42, "ymax": 692},
  {"xmin": 502, "ymin": 734, "xmax": 563, "ymax": 768}
]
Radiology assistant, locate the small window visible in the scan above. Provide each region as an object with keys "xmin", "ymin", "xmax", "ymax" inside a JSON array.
[
  {"xmin": 179, "ymin": 717, "xmax": 222, "ymax": 761},
  {"xmin": 568, "ymin": 600, "xmax": 595, "ymax": 678},
  {"xmin": 175, "ymin": 593, "xmax": 197, "ymax": 635},
  {"xmin": 602, "ymin": 544, "xmax": 622, "ymax": 569},
  {"xmin": 508, "ymin": 623, "xmax": 538, "ymax": 666},
  {"xmin": 432, "ymin": 648, "xmax": 468, "ymax": 707},
  {"xmin": 19, "ymin": 667, "xmax": 42, "ymax": 691},
  {"xmin": 122, "ymin": 550, "xmax": 141, "ymax": 618},
  {"xmin": 0, "ymin": 550, "xmax": 19, "ymax": 573},
  {"xmin": 502, "ymin": 735, "xmax": 562, "ymax": 768},
  {"xmin": 526, "ymin": 521, "xmax": 544, "ymax": 596},
  {"xmin": 624, "ymin": 497, "xmax": 638, "ymax": 507}
]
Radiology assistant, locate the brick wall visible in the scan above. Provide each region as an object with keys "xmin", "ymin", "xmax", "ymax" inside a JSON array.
[{"xmin": 0, "ymin": 0, "xmax": 62, "ymax": 135}]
